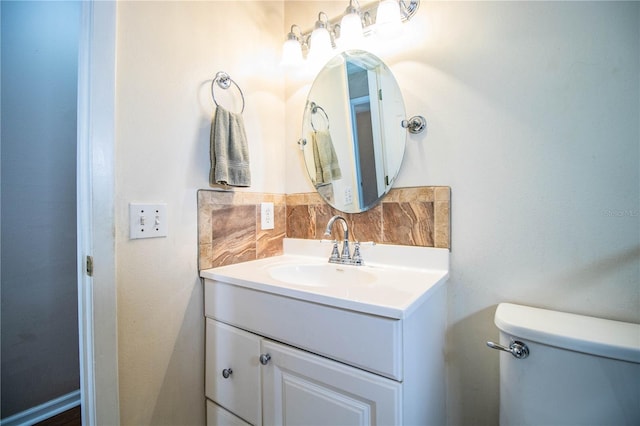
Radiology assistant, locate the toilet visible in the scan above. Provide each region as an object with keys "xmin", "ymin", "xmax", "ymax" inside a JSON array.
[{"xmin": 491, "ymin": 303, "xmax": 640, "ymax": 425}]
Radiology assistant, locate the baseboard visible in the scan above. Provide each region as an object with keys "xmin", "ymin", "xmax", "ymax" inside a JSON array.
[{"xmin": 0, "ymin": 390, "xmax": 80, "ymax": 426}]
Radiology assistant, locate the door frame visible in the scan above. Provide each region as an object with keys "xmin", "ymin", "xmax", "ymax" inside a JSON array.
[{"xmin": 76, "ymin": 1, "xmax": 119, "ymax": 424}]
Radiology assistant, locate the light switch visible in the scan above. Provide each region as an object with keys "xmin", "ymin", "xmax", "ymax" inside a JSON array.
[{"xmin": 129, "ymin": 203, "xmax": 168, "ymax": 239}]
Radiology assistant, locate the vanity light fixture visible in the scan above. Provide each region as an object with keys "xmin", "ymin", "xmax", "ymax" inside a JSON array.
[
  {"xmin": 339, "ymin": 0, "xmax": 364, "ymax": 50},
  {"xmin": 281, "ymin": 25, "xmax": 305, "ymax": 68},
  {"xmin": 375, "ymin": 0, "xmax": 403, "ymax": 38},
  {"xmin": 281, "ymin": 0, "xmax": 420, "ymax": 67},
  {"xmin": 308, "ymin": 12, "xmax": 335, "ymax": 65}
]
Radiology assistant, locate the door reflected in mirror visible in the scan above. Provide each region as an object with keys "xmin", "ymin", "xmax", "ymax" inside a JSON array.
[{"xmin": 301, "ymin": 50, "xmax": 406, "ymax": 213}]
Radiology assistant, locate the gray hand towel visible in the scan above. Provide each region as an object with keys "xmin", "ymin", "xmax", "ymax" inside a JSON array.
[
  {"xmin": 210, "ymin": 106, "xmax": 251, "ymax": 187},
  {"xmin": 312, "ymin": 130, "xmax": 341, "ymax": 184}
]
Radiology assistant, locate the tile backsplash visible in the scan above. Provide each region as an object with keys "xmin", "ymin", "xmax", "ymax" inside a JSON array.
[
  {"xmin": 198, "ymin": 191, "xmax": 286, "ymax": 270},
  {"xmin": 198, "ymin": 186, "xmax": 450, "ymax": 270}
]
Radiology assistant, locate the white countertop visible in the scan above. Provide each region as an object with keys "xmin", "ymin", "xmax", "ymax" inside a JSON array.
[{"xmin": 200, "ymin": 238, "xmax": 449, "ymax": 319}]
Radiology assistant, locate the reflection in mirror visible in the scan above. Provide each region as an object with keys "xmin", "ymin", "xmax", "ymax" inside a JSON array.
[{"xmin": 301, "ymin": 50, "xmax": 406, "ymax": 213}]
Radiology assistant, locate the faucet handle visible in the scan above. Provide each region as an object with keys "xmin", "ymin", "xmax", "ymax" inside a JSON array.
[
  {"xmin": 329, "ymin": 242, "xmax": 340, "ymax": 261},
  {"xmin": 340, "ymin": 240, "xmax": 351, "ymax": 261},
  {"xmin": 352, "ymin": 242, "xmax": 363, "ymax": 265}
]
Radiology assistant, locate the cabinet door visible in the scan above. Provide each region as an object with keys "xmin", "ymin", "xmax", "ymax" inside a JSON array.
[
  {"xmin": 206, "ymin": 319, "xmax": 261, "ymax": 425},
  {"xmin": 261, "ymin": 340, "xmax": 402, "ymax": 426}
]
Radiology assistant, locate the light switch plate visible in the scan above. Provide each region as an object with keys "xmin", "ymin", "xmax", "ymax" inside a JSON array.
[
  {"xmin": 129, "ymin": 203, "xmax": 168, "ymax": 239},
  {"xmin": 261, "ymin": 202, "xmax": 274, "ymax": 230},
  {"xmin": 344, "ymin": 187, "xmax": 353, "ymax": 205}
]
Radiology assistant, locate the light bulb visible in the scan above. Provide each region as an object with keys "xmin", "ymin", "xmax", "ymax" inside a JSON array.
[
  {"xmin": 308, "ymin": 26, "xmax": 333, "ymax": 65},
  {"xmin": 376, "ymin": 0, "xmax": 403, "ymax": 38},
  {"xmin": 281, "ymin": 38, "xmax": 303, "ymax": 68},
  {"xmin": 339, "ymin": 11, "xmax": 364, "ymax": 50}
]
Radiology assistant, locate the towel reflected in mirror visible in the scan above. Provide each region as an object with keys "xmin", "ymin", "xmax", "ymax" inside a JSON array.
[{"xmin": 312, "ymin": 130, "xmax": 341, "ymax": 185}]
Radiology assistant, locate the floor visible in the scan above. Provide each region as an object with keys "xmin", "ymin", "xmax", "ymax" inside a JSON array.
[{"xmin": 34, "ymin": 406, "xmax": 81, "ymax": 426}]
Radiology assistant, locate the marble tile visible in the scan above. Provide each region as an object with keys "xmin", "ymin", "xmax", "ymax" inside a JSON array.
[
  {"xmin": 435, "ymin": 186, "xmax": 450, "ymax": 201},
  {"xmin": 269, "ymin": 193, "xmax": 287, "ymax": 204},
  {"xmin": 257, "ymin": 203, "xmax": 285, "ymax": 259},
  {"xmin": 237, "ymin": 192, "xmax": 278, "ymax": 205},
  {"xmin": 197, "ymin": 191, "xmax": 214, "ymax": 267},
  {"xmin": 434, "ymin": 200, "xmax": 451, "ymax": 249},
  {"xmin": 199, "ymin": 243, "xmax": 214, "ymax": 270},
  {"xmin": 197, "ymin": 203, "xmax": 213, "ymax": 246},
  {"xmin": 349, "ymin": 205, "xmax": 383, "ymax": 243},
  {"xmin": 285, "ymin": 193, "xmax": 307, "ymax": 206},
  {"xmin": 211, "ymin": 205, "xmax": 256, "ymax": 267},
  {"xmin": 286, "ymin": 204, "xmax": 315, "ymax": 239},
  {"xmin": 198, "ymin": 187, "xmax": 451, "ymax": 271},
  {"xmin": 208, "ymin": 190, "xmax": 235, "ymax": 205},
  {"xmin": 285, "ymin": 188, "xmax": 448, "ymax": 248},
  {"xmin": 308, "ymin": 192, "xmax": 326, "ymax": 205},
  {"xmin": 385, "ymin": 187, "xmax": 435, "ymax": 203},
  {"xmin": 382, "ymin": 202, "xmax": 434, "ymax": 246},
  {"xmin": 314, "ymin": 204, "xmax": 341, "ymax": 239}
]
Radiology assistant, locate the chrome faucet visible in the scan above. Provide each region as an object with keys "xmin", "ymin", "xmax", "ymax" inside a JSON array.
[{"xmin": 324, "ymin": 215, "xmax": 362, "ymax": 265}]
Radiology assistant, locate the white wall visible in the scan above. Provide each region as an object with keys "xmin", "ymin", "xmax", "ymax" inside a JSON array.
[
  {"xmin": 114, "ymin": 1, "xmax": 284, "ymax": 424},
  {"xmin": 285, "ymin": 1, "xmax": 639, "ymax": 425}
]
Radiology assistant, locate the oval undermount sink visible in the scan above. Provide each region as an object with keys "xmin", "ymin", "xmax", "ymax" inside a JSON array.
[{"xmin": 267, "ymin": 263, "xmax": 377, "ymax": 287}]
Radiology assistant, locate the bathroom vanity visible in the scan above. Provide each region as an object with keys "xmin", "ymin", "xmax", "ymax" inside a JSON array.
[{"xmin": 201, "ymin": 238, "xmax": 449, "ymax": 426}]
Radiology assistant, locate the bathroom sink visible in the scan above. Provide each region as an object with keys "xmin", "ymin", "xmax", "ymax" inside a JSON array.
[
  {"xmin": 267, "ymin": 263, "xmax": 377, "ymax": 287},
  {"xmin": 201, "ymin": 238, "xmax": 450, "ymax": 319}
]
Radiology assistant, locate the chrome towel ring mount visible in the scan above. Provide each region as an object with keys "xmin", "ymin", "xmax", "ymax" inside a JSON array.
[
  {"xmin": 211, "ymin": 71, "xmax": 245, "ymax": 114},
  {"xmin": 401, "ymin": 115, "xmax": 427, "ymax": 134},
  {"xmin": 309, "ymin": 101, "xmax": 330, "ymax": 132}
]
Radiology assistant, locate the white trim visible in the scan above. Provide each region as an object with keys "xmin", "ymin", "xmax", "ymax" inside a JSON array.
[
  {"xmin": 77, "ymin": 1, "xmax": 119, "ymax": 425},
  {"xmin": 0, "ymin": 391, "xmax": 81, "ymax": 426},
  {"xmin": 77, "ymin": 2, "xmax": 96, "ymax": 424}
]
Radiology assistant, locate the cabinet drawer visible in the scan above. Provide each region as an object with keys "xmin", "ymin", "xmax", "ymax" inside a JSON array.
[
  {"xmin": 205, "ymin": 280, "xmax": 403, "ymax": 380},
  {"xmin": 205, "ymin": 319, "xmax": 261, "ymax": 426},
  {"xmin": 206, "ymin": 400, "xmax": 251, "ymax": 426}
]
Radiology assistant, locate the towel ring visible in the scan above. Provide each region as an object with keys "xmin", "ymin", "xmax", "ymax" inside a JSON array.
[
  {"xmin": 310, "ymin": 102, "xmax": 329, "ymax": 132},
  {"xmin": 211, "ymin": 71, "xmax": 245, "ymax": 114}
]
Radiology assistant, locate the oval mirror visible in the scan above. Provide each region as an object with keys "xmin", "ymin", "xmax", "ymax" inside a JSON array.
[{"xmin": 301, "ymin": 50, "xmax": 406, "ymax": 213}]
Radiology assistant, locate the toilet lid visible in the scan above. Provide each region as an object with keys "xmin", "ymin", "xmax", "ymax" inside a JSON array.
[{"xmin": 494, "ymin": 303, "xmax": 640, "ymax": 364}]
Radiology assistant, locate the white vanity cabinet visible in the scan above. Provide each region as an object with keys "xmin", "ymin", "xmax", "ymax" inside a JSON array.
[
  {"xmin": 203, "ymin": 274, "xmax": 447, "ymax": 426},
  {"xmin": 205, "ymin": 316, "xmax": 401, "ymax": 426}
]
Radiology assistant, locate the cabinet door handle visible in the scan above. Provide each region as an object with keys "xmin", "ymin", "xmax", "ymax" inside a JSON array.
[
  {"xmin": 259, "ymin": 353, "xmax": 271, "ymax": 365},
  {"xmin": 222, "ymin": 368, "xmax": 233, "ymax": 379}
]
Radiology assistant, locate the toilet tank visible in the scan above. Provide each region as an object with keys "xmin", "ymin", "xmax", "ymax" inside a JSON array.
[{"xmin": 494, "ymin": 303, "xmax": 640, "ymax": 426}]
